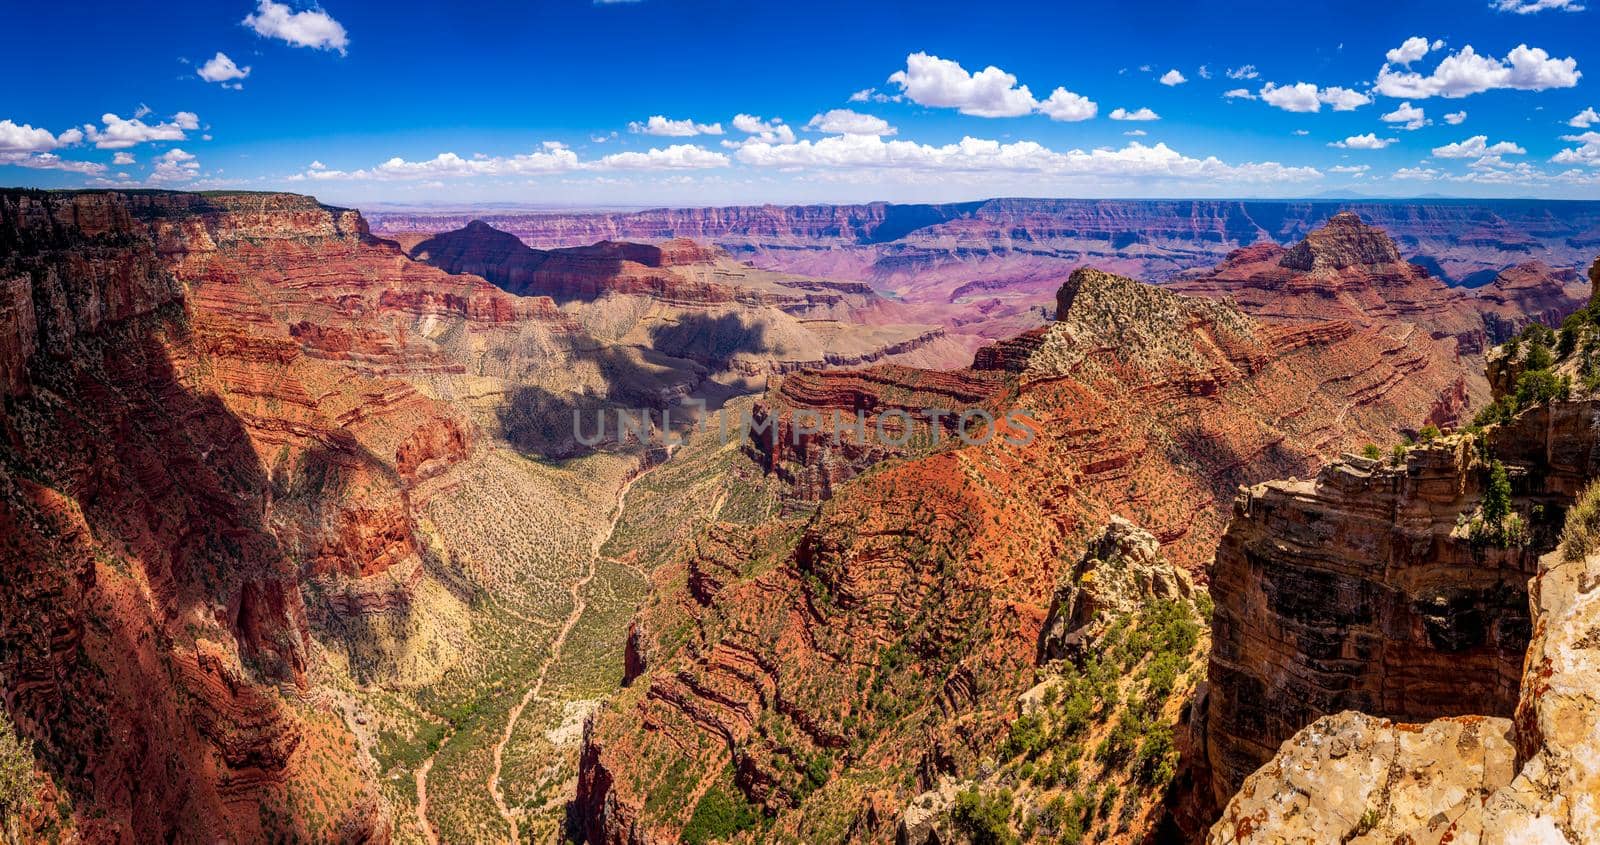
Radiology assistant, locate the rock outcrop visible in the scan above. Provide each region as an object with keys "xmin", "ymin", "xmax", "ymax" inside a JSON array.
[
  {"xmin": 1210, "ymin": 533, "xmax": 1600, "ymax": 843},
  {"xmin": 1038, "ymin": 516, "xmax": 1195, "ymax": 661}
]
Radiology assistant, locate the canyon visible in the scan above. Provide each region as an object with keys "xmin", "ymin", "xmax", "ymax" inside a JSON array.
[
  {"xmin": 1, "ymin": 188, "xmax": 1596, "ymax": 844},
  {"xmin": 372, "ymin": 199, "xmax": 1600, "ymax": 352}
]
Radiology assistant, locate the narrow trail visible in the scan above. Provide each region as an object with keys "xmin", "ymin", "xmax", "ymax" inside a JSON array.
[
  {"xmin": 486, "ymin": 450, "xmax": 670, "ymax": 845},
  {"xmin": 415, "ymin": 753, "xmax": 442, "ymax": 845}
]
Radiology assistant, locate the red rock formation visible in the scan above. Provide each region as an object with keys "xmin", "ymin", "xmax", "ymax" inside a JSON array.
[
  {"xmin": 572, "ymin": 265, "xmax": 1490, "ymax": 843},
  {"xmin": 0, "ymin": 189, "xmax": 565, "ymax": 841},
  {"xmin": 1475, "ymin": 260, "xmax": 1590, "ymax": 343}
]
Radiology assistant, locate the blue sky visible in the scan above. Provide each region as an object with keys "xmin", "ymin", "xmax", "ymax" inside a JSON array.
[{"xmin": 2, "ymin": 0, "xmax": 1598, "ymax": 206}]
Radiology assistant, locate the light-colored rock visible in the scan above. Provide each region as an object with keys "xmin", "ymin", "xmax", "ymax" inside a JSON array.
[{"xmin": 1039, "ymin": 516, "xmax": 1194, "ymax": 661}]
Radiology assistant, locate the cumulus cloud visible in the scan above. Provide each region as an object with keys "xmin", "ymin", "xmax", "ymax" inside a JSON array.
[
  {"xmin": 1258, "ymin": 82, "xmax": 1371, "ymax": 112},
  {"xmin": 1444, "ymin": 110, "xmax": 1468, "ymax": 124},
  {"xmin": 731, "ymin": 134, "xmax": 1320, "ymax": 184},
  {"xmin": 1329, "ymin": 164, "xmax": 1371, "ymax": 174},
  {"xmin": 729, "ymin": 114, "xmax": 795, "ymax": 145},
  {"xmin": 628, "ymin": 115, "xmax": 723, "ymax": 136},
  {"xmin": 197, "ymin": 52, "xmax": 251, "ymax": 87},
  {"xmin": 1198, "ymin": 65, "xmax": 1213, "ymax": 79},
  {"xmin": 1552, "ymin": 131, "xmax": 1600, "ymax": 166},
  {"xmin": 84, "ymin": 111, "xmax": 199, "ymax": 149},
  {"xmin": 888, "ymin": 52, "xmax": 1036, "ymax": 117},
  {"xmin": 1226, "ymin": 65, "xmax": 1260, "ymax": 80},
  {"xmin": 150, "ymin": 148, "xmax": 199, "ymax": 182},
  {"xmin": 0, "ymin": 119, "xmax": 73, "ymax": 153},
  {"xmin": 1374, "ymin": 43, "xmax": 1580, "ymax": 98},
  {"xmin": 595, "ymin": 145, "xmax": 729, "ymax": 170},
  {"xmin": 112, "ymin": 152, "xmax": 135, "ymax": 165},
  {"xmin": 1431, "ymin": 135, "xmax": 1527, "ymax": 157},
  {"xmin": 1492, "ymin": 0, "xmax": 1584, "ymax": 12},
  {"xmin": 244, "ymin": 0, "xmax": 349, "ymax": 54},
  {"xmin": 1109, "ymin": 107, "xmax": 1160, "ymax": 121},
  {"xmin": 1394, "ymin": 166, "xmax": 1443, "ymax": 180},
  {"xmin": 804, "ymin": 109, "xmax": 895, "ymax": 136},
  {"xmin": 1385, "ymin": 36, "xmax": 1443, "ymax": 65},
  {"xmin": 1329, "ymin": 133, "xmax": 1397, "ymax": 149},
  {"xmin": 1571, "ymin": 107, "xmax": 1600, "ymax": 128},
  {"xmin": 1124, "ymin": 129, "xmax": 1148, "ymax": 136},
  {"xmin": 292, "ymin": 141, "xmax": 727, "ymax": 181},
  {"xmin": 884, "ymin": 52, "xmax": 1095, "ymax": 121},
  {"xmin": 1224, "ymin": 88, "xmax": 1256, "ymax": 100},
  {"xmin": 1381, "ymin": 101, "xmax": 1427, "ymax": 130},
  {"xmin": 1037, "ymin": 88, "xmax": 1097, "ymax": 121},
  {"xmin": 1159, "ymin": 69, "xmax": 1187, "ymax": 86},
  {"xmin": 0, "ymin": 152, "xmax": 105, "ymax": 174}
]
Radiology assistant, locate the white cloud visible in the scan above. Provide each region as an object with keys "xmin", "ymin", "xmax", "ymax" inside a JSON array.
[
  {"xmin": 595, "ymin": 145, "xmax": 729, "ymax": 170},
  {"xmin": 243, "ymin": 0, "xmax": 349, "ymax": 55},
  {"xmin": 112, "ymin": 152, "xmax": 135, "ymax": 165},
  {"xmin": 1159, "ymin": 69, "xmax": 1187, "ymax": 86},
  {"xmin": 1381, "ymin": 101, "xmax": 1427, "ymax": 130},
  {"xmin": 731, "ymin": 134, "xmax": 1320, "ymax": 184},
  {"xmin": 1198, "ymin": 65, "xmax": 1212, "ymax": 80},
  {"xmin": 1394, "ymin": 166, "xmax": 1443, "ymax": 180},
  {"xmin": 1570, "ymin": 108, "xmax": 1600, "ymax": 128},
  {"xmin": 848, "ymin": 87, "xmax": 900, "ymax": 104},
  {"xmin": 1257, "ymin": 82, "xmax": 1372, "ymax": 113},
  {"xmin": 1493, "ymin": 0, "xmax": 1584, "ymax": 12},
  {"xmin": 292, "ymin": 142, "xmax": 726, "ymax": 181},
  {"xmin": 1329, "ymin": 133, "xmax": 1397, "ymax": 149},
  {"xmin": 0, "ymin": 151, "xmax": 105, "ymax": 174},
  {"xmin": 1385, "ymin": 36, "xmax": 1441, "ymax": 65},
  {"xmin": 1109, "ymin": 107, "xmax": 1160, "ymax": 121},
  {"xmin": 729, "ymin": 114, "xmax": 795, "ymax": 145},
  {"xmin": 1552, "ymin": 131, "xmax": 1600, "ymax": 166},
  {"xmin": 887, "ymin": 52, "xmax": 1038, "ymax": 117},
  {"xmin": 150, "ymin": 148, "xmax": 199, "ymax": 182},
  {"xmin": 884, "ymin": 51, "xmax": 1097, "ymax": 122},
  {"xmin": 1123, "ymin": 129, "xmax": 1148, "ymax": 137},
  {"xmin": 1037, "ymin": 88, "xmax": 1097, "ymax": 121},
  {"xmin": 804, "ymin": 109, "xmax": 896, "ymax": 136},
  {"xmin": 1293, "ymin": 129, "xmax": 1310, "ymax": 136},
  {"xmin": 1329, "ymin": 164, "xmax": 1371, "ymax": 174},
  {"xmin": 1226, "ymin": 64, "xmax": 1260, "ymax": 80},
  {"xmin": 1374, "ymin": 43, "xmax": 1580, "ymax": 98},
  {"xmin": 1224, "ymin": 88, "xmax": 1256, "ymax": 100},
  {"xmin": 0, "ymin": 119, "xmax": 72, "ymax": 153},
  {"xmin": 628, "ymin": 115, "xmax": 723, "ymax": 136},
  {"xmin": 1319, "ymin": 87, "xmax": 1373, "ymax": 111},
  {"xmin": 197, "ymin": 52, "xmax": 251, "ymax": 87},
  {"xmin": 1444, "ymin": 110, "xmax": 1468, "ymax": 124},
  {"xmin": 1431, "ymin": 135, "xmax": 1527, "ymax": 157},
  {"xmin": 84, "ymin": 112, "xmax": 198, "ymax": 149}
]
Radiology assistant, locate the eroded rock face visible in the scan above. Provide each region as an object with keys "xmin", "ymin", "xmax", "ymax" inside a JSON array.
[
  {"xmin": 0, "ymin": 189, "xmax": 396, "ymax": 842},
  {"xmin": 1211, "ymin": 536, "xmax": 1600, "ymax": 844},
  {"xmin": 1201, "ymin": 400, "xmax": 1600, "ymax": 814}
]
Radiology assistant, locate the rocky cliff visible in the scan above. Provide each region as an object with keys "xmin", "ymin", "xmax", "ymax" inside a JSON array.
[
  {"xmin": 570, "ymin": 264, "xmax": 1493, "ymax": 843},
  {"xmin": 1200, "ymin": 264, "xmax": 1600, "ymax": 841},
  {"xmin": 0, "ymin": 189, "xmax": 408, "ymax": 842}
]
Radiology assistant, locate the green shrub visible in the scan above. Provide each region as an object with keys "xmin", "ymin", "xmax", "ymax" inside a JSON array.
[
  {"xmin": 0, "ymin": 721, "xmax": 38, "ymax": 843},
  {"xmin": 1483, "ymin": 461, "xmax": 1511, "ymax": 525},
  {"xmin": 1361, "ymin": 443, "xmax": 1382, "ymax": 460},
  {"xmin": 682, "ymin": 781, "xmax": 759, "ymax": 845},
  {"xmin": 1418, "ymin": 424, "xmax": 1441, "ymax": 443},
  {"xmin": 1562, "ymin": 480, "xmax": 1600, "ymax": 561},
  {"xmin": 951, "ymin": 788, "xmax": 1017, "ymax": 845}
]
